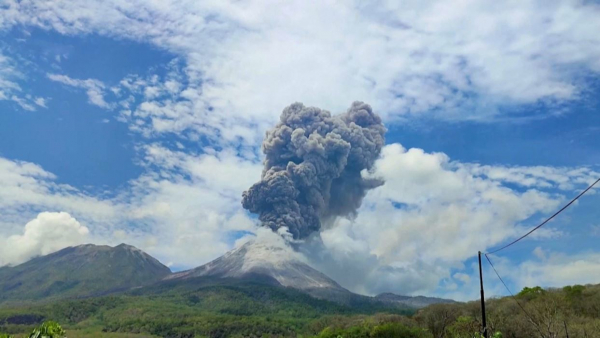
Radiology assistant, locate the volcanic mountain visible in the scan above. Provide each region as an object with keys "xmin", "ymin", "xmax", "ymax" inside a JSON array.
[
  {"xmin": 0, "ymin": 241, "xmax": 455, "ymax": 309},
  {"xmin": 166, "ymin": 239, "xmax": 454, "ymax": 308},
  {"xmin": 167, "ymin": 240, "xmax": 354, "ymax": 302},
  {"xmin": 0, "ymin": 243, "xmax": 171, "ymax": 304}
]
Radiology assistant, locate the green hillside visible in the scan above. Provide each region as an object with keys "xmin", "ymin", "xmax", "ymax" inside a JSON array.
[
  {"xmin": 0, "ymin": 277, "xmax": 414, "ymax": 338},
  {"xmin": 0, "ymin": 244, "xmax": 171, "ymax": 305},
  {"xmin": 1, "ymin": 277, "xmax": 599, "ymax": 337}
]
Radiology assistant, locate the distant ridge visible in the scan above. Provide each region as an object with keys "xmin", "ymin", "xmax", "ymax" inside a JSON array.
[{"xmin": 0, "ymin": 243, "xmax": 171, "ymax": 304}]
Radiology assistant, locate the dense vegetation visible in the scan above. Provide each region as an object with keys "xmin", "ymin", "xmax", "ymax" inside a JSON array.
[
  {"xmin": 412, "ymin": 283, "xmax": 600, "ymax": 338},
  {"xmin": 1, "ymin": 282, "xmax": 598, "ymax": 337},
  {"xmin": 0, "ymin": 279, "xmax": 412, "ymax": 338}
]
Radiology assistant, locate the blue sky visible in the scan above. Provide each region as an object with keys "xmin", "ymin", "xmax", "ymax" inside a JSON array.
[{"xmin": 0, "ymin": 0, "xmax": 599, "ymax": 300}]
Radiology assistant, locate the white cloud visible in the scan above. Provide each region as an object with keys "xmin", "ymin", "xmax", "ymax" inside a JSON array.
[
  {"xmin": 0, "ymin": 141, "xmax": 597, "ymax": 296},
  {"xmin": 47, "ymin": 73, "xmax": 112, "ymax": 108},
  {"xmin": 124, "ymin": 145, "xmax": 262, "ymax": 265},
  {"xmin": 0, "ymin": 149, "xmax": 263, "ymax": 268},
  {"xmin": 10, "ymin": 95, "xmax": 36, "ymax": 111},
  {"xmin": 0, "ymin": 212, "xmax": 89, "ymax": 266},
  {"xmin": 302, "ymin": 143, "xmax": 593, "ymax": 296},
  {"xmin": 0, "ymin": 52, "xmax": 42, "ymax": 111},
  {"xmin": 453, "ymin": 272, "xmax": 471, "ymax": 284},
  {"xmin": 33, "ymin": 97, "xmax": 48, "ymax": 108},
  {"xmin": 511, "ymin": 250, "xmax": 600, "ymax": 289},
  {"xmin": 0, "ymin": 53, "xmax": 22, "ymax": 101},
  {"xmin": 466, "ymin": 165, "xmax": 599, "ymax": 191},
  {"xmin": 0, "ymin": 157, "xmax": 118, "ymax": 221},
  {"xmin": 3, "ymin": 0, "xmax": 600, "ymax": 290},
  {"xmin": 1, "ymin": 0, "xmax": 599, "ymax": 142}
]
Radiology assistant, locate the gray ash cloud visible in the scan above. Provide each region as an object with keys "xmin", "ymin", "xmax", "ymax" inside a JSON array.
[{"xmin": 242, "ymin": 102, "xmax": 386, "ymax": 239}]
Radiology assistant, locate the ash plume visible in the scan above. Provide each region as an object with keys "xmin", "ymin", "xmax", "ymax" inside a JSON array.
[{"xmin": 242, "ymin": 102, "xmax": 386, "ymax": 240}]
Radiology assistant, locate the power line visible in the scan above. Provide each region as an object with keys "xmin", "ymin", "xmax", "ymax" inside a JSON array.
[
  {"xmin": 484, "ymin": 254, "xmax": 544, "ymax": 337},
  {"xmin": 487, "ymin": 178, "xmax": 600, "ymax": 254}
]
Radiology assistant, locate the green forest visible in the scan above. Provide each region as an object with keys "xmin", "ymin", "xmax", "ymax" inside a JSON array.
[{"xmin": 1, "ymin": 282, "xmax": 599, "ymax": 338}]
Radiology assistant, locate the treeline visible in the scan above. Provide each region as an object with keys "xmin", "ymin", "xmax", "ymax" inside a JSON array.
[{"xmin": 414, "ymin": 283, "xmax": 600, "ymax": 337}]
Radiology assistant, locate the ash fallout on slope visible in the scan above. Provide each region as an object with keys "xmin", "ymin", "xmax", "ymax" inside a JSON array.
[{"xmin": 242, "ymin": 102, "xmax": 387, "ymax": 240}]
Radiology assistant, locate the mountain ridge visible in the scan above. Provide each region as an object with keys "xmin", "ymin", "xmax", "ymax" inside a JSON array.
[
  {"xmin": 0, "ymin": 242, "xmax": 457, "ymax": 309},
  {"xmin": 0, "ymin": 243, "xmax": 171, "ymax": 305}
]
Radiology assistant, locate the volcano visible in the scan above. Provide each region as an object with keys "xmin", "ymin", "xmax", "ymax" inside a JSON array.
[{"xmin": 167, "ymin": 240, "xmax": 355, "ymax": 302}]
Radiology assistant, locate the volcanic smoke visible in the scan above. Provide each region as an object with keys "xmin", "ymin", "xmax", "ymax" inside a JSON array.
[{"xmin": 242, "ymin": 102, "xmax": 386, "ymax": 240}]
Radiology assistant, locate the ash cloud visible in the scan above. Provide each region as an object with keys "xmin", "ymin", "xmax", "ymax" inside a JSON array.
[{"xmin": 242, "ymin": 102, "xmax": 386, "ymax": 239}]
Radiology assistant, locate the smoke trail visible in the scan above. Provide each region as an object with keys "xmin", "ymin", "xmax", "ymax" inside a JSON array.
[{"xmin": 242, "ymin": 102, "xmax": 386, "ymax": 240}]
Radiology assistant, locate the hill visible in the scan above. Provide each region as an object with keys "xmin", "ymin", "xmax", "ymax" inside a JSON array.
[
  {"xmin": 0, "ymin": 276, "xmax": 415, "ymax": 338},
  {"xmin": 0, "ymin": 244, "xmax": 171, "ymax": 305}
]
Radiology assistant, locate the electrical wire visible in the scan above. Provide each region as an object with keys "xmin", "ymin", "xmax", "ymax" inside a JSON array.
[
  {"xmin": 486, "ymin": 178, "xmax": 600, "ymax": 254},
  {"xmin": 484, "ymin": 253, "xmax": 544, "ymax": 336}
]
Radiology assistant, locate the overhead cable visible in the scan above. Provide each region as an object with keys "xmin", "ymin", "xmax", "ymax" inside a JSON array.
[{"xmin": 487, "ymin": 178, "xmax": 600, "ymax": 254}]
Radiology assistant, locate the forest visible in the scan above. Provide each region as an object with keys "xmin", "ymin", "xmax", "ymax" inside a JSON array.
[{"xmin": 1, "ymin": 282, "xmax": 598, "ymax": 337}]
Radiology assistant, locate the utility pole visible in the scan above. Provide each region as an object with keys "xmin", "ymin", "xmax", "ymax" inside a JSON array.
[{"xmin": 479, "ymin": 251, "xmax": 488, "ymax": 338}]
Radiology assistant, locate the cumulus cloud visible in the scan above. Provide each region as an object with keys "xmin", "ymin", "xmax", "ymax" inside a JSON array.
[
  {"xmin": 300, "ymin": 143, "xmax": 572, "ymax": 296},
  {"xmin": 0, "ymin": 212, "xmax": 89, "ymax": 266}
]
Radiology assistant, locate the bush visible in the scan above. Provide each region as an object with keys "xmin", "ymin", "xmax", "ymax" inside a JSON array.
[{"xmin": 28, "ymin": 321, "xmax": 66, "ymax": 338}]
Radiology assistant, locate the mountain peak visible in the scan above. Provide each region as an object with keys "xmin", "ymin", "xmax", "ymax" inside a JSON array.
[
  {"xmin": 0, "ymin": 242, "xmax": 171, "ymax": 304},
  {"xmin": 169, "ymin": 239, "xmax": 344, "ymax": 292}
]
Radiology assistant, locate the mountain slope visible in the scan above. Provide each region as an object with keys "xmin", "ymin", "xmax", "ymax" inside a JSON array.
[
  {"xmin": 0, "ymin": 243, "xmax": 171, "ymax": 304},
  {"xmin": 166, "ymin": 240, "xmax": 446, "ymax": 309},
  {"xmin": 167, "ymin": 240, "xmax": 354, "ymax": 301}
]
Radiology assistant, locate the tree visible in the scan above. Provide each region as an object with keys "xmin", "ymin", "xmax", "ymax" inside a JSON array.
[
  {"xmin": 28, "ymin": 321, "xmax": 66, "ymax": 338},
  {"xmin": 517, "ymin": 286, "xmax": 546, "ymax": 300},
  {"xmin": 416, "ymin": 304, "xmax": 458, "ymax": 338}
]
